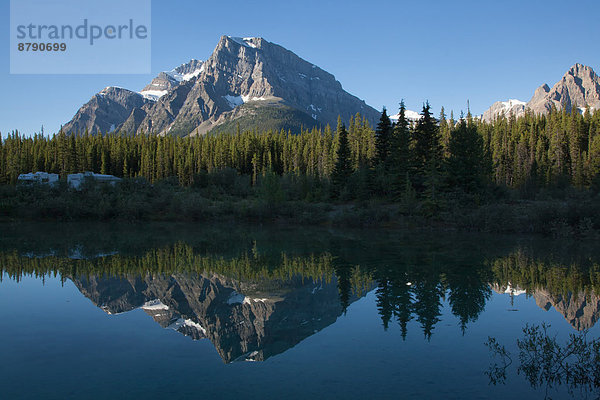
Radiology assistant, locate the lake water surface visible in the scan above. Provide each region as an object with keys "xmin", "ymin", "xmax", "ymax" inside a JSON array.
[{"xmin": 1, "ymin": 223, "xmax": 599, "ymax": 399}]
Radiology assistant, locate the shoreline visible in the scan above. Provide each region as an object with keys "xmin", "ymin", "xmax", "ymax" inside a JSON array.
[{"xmin": 1, "ymin": 189, "xmax": 598, "ymax": 237}]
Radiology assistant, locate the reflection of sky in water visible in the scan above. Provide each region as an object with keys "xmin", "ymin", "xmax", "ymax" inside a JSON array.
[{"xmin": 1, "ymin": 270, "xmax": 597, "ymax": 400}]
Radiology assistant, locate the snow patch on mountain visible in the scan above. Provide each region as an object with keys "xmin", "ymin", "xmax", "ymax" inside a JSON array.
[
  {"xmin": 227, "ymin": 291, "xmax": 245, "ymax": 304},
  {"xmin": 482, "ymin": 98, "xmax": 527, "ymax": 122},
  {"xmin": 579, "ymin": 106, "xmax": 596, "ymax": 114},
  {"xmin": 241, "ymin": 94, "xmax": 270, "ymax": 102},
  {"xmin": 223, "ymin": 94, "xmax": 244, "ymax": 108},
  {"xmin": 228, "ymin": 36, "xmax": 259, "ymax": 49},
  {"xmin": 181, "ymin": 66, "xmax": 204, "ymax": 81},
  {"xmin": 141, "ymin": 299, "xmax": 169, "ymax": 310},
  {"xmin": 243, "ymin": 297, "xmax": 271, "ymax": 304},
  {"xmin": 389, "ymin": 109, "xmax": 421, "ymax": 122},
  {"xmin": 139, "ymin": 62, "xmax": 204, "ymax": 101},
  {"xmin": 242, "ymin": 37, "xmax": 258, "ymax": 48},
  {"xmin": 140, "ymin": 90, "xmax": 168, "ymax": 101},
  {"xmin": 499, "ymin": 99, "xmax": 526, "ymax": 111},
  {"xmin": 183, "ymin": 319, "xmax": 206, "ymax": 334},
  {"xmin": 165, "ymin": 64, "xmax": 204, "ymax": 82}
]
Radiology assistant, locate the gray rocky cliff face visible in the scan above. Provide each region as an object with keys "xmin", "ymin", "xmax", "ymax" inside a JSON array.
[
  {"xmin": 71, "ymin": 273, "xmax": 355, "ymax": 363},
  {"xmin": 140, "ymin": 59, "xmax": 204, "ymax": 100},
  {"xmin": 141, "ymin": 72, "xmax": 179, "ymax": 94},
  {"xmin": 482, "ymin": 63, "xmax": 600, "ymax": 122},
  {"xmin": 527, "ymin": 64, "xmax": 600, "ymax": 114},
  {"xmin": 63, "ymin": 36, "xmax": 379, "ymax": 136},
  {"xmin": 62, "ymin": 87, "xmax": 153, "ymax": 134},
  {"xmin": 527, "ymin": 83, "xmax": 551, "ymax": 113}
]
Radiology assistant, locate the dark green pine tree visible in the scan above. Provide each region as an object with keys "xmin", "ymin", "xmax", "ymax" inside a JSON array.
[
  {"xmin": 390, "ymin": 100, "xmax": 413, "ymax": 197},
  {"xmin": 413, "ymin": 102, "xmax": 442, "ymax": 198},
  {"xmin": 375, "ymin": 108, "xmax": 393, "ymax": 166},
  {"xmin": 445, "ymin": 119, "xmax": 486, "ymax": 193},
  {"xmin": 331, "ymin": 124, "xmax": 353, "ymax": 196}
]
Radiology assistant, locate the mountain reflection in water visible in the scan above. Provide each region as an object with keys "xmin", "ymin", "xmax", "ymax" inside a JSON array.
[
  {"xmin": 72, "ymin": 272, "xmax": 353, "ymax": 363},
  {"xmin": 2, "ymin": 223, "xmax": 599, "ymax": 366}
]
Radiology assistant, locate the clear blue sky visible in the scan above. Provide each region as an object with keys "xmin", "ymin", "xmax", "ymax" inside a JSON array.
[{"xmin": 1, "ymin": 0, "xmax": 599, "ymax": 137}]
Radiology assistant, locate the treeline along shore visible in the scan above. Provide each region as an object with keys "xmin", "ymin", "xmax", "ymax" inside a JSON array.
[{"xmin": 0, "ymin": 103, "xmax": 599, "ymax": 236}]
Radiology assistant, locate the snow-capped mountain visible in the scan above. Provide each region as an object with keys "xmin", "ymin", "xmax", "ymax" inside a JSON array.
[
  {"xmin": 482, "ymin": 63, "xmax": 600, "ymax": 121},
  {"xmin": 389, "ymin": 109, "xmax": 422, "ymax": 123},
  {"xmin": 139, "ymin": 59, "xmax": 204, "ymax": 101},
  {"xmin": 482, "ymin": 99, "xmax": 527, "ymax": 122},
  {"xmin": 62, "ymin": 36, "xmax": 380, "ymax": 136}
]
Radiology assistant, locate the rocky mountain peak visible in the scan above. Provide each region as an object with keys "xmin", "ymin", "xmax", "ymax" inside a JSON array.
[
  {"xmin": 483, "ymin": 64, "xmax": 600, "ymax": 121},
  {"xmin": 62, "ymin": 86, "xmax": 151, "ymax": 134},
  {"xmin": 482, "ymin": 99, "xmax": 527, "ymax": 121},
  {"xmin": 173, "ymin": 58, "xmax": 204, "ymax": 76},
  {"xmin": 63, "ymin": 36, "xmax": 379, "ymax": 136},
  {"xmin": 568, "ymin": 63, "xmax": 596, "ymax": 78},
  {"xmin": 539, "ymin": 63, "xmax": 600, "ymax": 112},
  {"xmin": 140, "ymin": 59, "xmax": 205, "ymax": 101},
  {"xmin": 532, "ymin": 83, "xmax": 550, "ymax": 97},
  {"xmin": 221, "ymin": 35, "xmax": 265, "ymax": 50}
]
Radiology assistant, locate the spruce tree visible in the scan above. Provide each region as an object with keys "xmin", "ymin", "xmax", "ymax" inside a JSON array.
[
  {"xmin": 390, "ymin": 100, "xmax": 412, "ymax": 196},
  {"xmin": 413, "ymin": 102, "xmax": 441, "ymax": 193},
  {"xmin": 375, "ymin": 108, "xmax": 393, "ymax": 166},
  {"xmin": 331, "ymin": 124, "xmax": 353, "ymax": 196},
  {"xmin": 446, "ymin": 119, "xmax": 485, "ymax": 193},
  {"xmin": 439, "ymin": 107, "xmax": 450, "ymax": 156}
]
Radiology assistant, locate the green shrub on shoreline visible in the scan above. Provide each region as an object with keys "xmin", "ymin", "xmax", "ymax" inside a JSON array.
[{"xmin": 1, "ymin": 176, "xmax": 598, "ymax": 237}]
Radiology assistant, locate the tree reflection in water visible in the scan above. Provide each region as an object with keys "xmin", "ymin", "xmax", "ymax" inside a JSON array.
[
  {"xmin": 486, "ymin": 323, "xmax": 600, "ymax": 399},
  {"xmin": 2, "ymin": 240, "xmax": 600, "ymax": 340}
]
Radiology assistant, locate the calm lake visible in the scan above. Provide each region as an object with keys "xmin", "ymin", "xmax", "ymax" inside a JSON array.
[{"xmin": 1, "ymin": 222, "xmax": 599, "ymax": 399}]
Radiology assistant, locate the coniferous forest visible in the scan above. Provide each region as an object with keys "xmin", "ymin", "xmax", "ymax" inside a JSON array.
[{"xmin": 0, "ymin": 103, "xmax": 599, "ymax": 234}]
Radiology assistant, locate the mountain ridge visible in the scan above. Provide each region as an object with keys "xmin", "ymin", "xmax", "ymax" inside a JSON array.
[
  {"xmin": 482, "ymin": 63, "xmax": 600, "ymax": 121},
  {"xmin": 62, "ymin": 36, "xmax": 380, "ymax": 136}
]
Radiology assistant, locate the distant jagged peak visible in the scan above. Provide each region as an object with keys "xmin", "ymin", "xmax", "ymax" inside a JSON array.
[
  {"xmin": 174, "ymin": 58, "xmax": 203, "ymax": 71},
  {"xmin": 484, "ymin": 63, "xmax": 600, "ymax": 121},
  {"xmin": 99, "ymin": 86, "xmax": 132, "ymax": 95},
  {"xmin": 226, "ymin": 36, "xmax": 264, "ymax": 49},
  {"xmin": 482, "ymin": 98, "xmax": 527, "ymax": 122},
  {"xmin": 501, "ymin": 98, "xmax": 526, "ymax": 108},
  {"xmin": 96, "ymin": 86, "xmax": 146, "ymax": 102},
  {"xmin": 167, "ymin": 58, "xmax": 205, "ymax": 82},
  {"xmin": 567, "ymin": 63, "xmax": 597, "ymax": 79},
  {"xmin": 531, "ymin": 83, "xmax": 550, "ymax": 98},
  {"xmin": 140, "ymin": 58, "xmax": 205, "ymax": 101}
]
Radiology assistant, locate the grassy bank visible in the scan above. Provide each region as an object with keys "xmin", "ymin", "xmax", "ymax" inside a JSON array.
[{"xmin": 0, "ymin": 177, "xmax": 598, "ymax": 238}]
